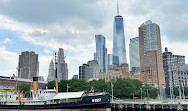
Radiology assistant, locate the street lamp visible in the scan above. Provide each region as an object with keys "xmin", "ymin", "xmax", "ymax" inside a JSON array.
[
  {"xmin": 140, "ymin": 88, "xmax": 142, "ymax": 102},
  {"xmin": 111, "ymin": 82, "xmax": 114, "ymax": 102},
  {"xmin": 147, "ymin": 89, "xmax": 149, "ymax": 101},
  {"xmin": 67, "ymin": 84, "xmax": 70, "ymax": 92}
]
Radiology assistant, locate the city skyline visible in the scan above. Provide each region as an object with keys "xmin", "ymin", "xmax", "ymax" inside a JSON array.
[{"xmin": 0, "ymin": 0, "xmax": 188, "ymax": 79}]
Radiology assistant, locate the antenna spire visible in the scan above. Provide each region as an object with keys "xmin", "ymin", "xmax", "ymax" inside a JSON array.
[{"xmin": 117, "ymin": 0, "xmax": 119, "ymax": 15}]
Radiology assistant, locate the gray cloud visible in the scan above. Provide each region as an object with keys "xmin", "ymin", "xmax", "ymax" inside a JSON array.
[
  {"xmin": 0, "ymin": 0, "xmax": 188, "ymax": 78},
  {"xmin": 0, "ymin": 0, "xmax": 107, "ymax": 28},
  {"xmin": 126, "ymin": 0, "xmax": 188, "ymax": 41}
]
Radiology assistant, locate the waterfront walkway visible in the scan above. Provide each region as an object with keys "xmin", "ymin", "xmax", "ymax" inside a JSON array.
[{"xmin": 111, "ymin": 99, "xmax": 188, "ymax": 110}]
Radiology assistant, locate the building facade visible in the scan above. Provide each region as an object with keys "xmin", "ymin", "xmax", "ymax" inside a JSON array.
[
  {"xmin": 87, "ymin": 60, "xmax": 100, "ymax": 80},
  {"xmin": 0, "ymin": 76, "xmax": 47, "ymax": 90},
  {"xmin": 18, "ymin": 51, "xmax": 39, "ymax": 80},
  {"xmin": 72, "ymin": 75, "xmax": 78, "ymax": 79},
  {"xmin": 139, "ymin": 20, "xmax": 165, "ymax": 87},
  {"xmin": 163, "ymin": 47, "xmax": 186, "ymax": 87},
  {"xmin": 98, "ymin": 69, "xmax": 141, "ymax": 82},
  {"xmin": 79, "ymin": 60, "xmax": 100, "ymax": 81},
  {"xmin": 57, "ymin": 48, "xmax": 68, "ymax": 80},
  {"xmin": 47, "ymin": 59, "xmax": 55, "ymax": 82},
  {"xmin": 112, "ymin": 12, "xmax": 127, "ymax": 66},
  {"xmin": 94, "ymin": 35, "xmax": 107, "ymax": 72},
  {"xmin": 129, "ymin": 37, "xmax": 140, "ymax": 71},
  {"xmin": 79, "ymin": 64, "xmax": 92, "ymax": 81},
  {"xmin": 108, "ymin": 54, "xmax": 113, "ymax": 66}
]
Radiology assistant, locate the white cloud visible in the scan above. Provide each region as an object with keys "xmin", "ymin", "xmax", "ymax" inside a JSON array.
[
  {"xmin": 0, "ymin": 46, "xmax": 18, "ymax": 76},
  {"xmin": 43, "ymin": 49, "xmax": 51, "ymax": 54},
  {"xmin": 3, "ymin": 38, "xmax": 11, "ymax": 44}
]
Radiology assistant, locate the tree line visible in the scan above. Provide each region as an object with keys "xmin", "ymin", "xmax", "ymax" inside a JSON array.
[{"xmin": 46, "ymin": 78, "xmax": 159, "ymax": 99}]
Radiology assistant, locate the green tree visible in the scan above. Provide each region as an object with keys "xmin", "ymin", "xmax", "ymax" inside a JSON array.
[
  {"xmin": 18, "ymin": 83, "xmax": 31, "ymax": 97},
  {"xmin": 58, "ymin": 79, "xmax": 87, "ymax": 92},
  {"xmin": 141, "ymin": 84, "xmax": 159, "ymax": 99},
  {"xmin": 87, "ymin": 79, "xmax": 108, "ymax": 92},
  {"xmin": 113, "ymin": 78, "xmax": 136, "ymax": 98},
  {"xmin": 46, "ymin": 80, "xmax": 55, "ymax": 89}
]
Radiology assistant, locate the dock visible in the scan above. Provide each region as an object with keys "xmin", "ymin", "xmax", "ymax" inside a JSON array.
[{"xmin": 111, "ymin": 99, "xmax": 188, "ymax": 111}]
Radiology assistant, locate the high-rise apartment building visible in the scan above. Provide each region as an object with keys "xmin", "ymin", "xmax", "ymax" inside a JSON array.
[
  {"xmin": 47, "ymin": 59, "xmax": 55, "ymax": 82},
  {"xmin": 18, "ymin": 51, "xmax": 39, "ymax": 79},
  {"xmin": 139, "ymin": 20, "xmax": 165, "ymax": 87},
  {"xmin": 79, "ymin": 64, "xmax": 92, "ymax": 81},
  {"xmin": 94, "ymin": 35, "xmax": 107, "ymax": 72},
  {"xmin": 87, "ymin": 60, "xmax": 100, "ymax": 79},
  {"xmin": 112, "ymin": 2, "xmax": 127, "ymax": 66},
  {"xmin": 163, "ymin": 47, "xmax": 186, "ymax": 87},
  {"xmin": 57, "ymin": 48, "xmax": 68, "ymax": 80},
  {"xmin": 129, "ymin": 37, "xmax": 140, "ymax": 71},
  {"xmin": 79, "ymin": 60, "xmax": 100, "ymax": 81},
  {"xmin": 108, "ymin": 54, "xmax": 113, "ymax": 69}
]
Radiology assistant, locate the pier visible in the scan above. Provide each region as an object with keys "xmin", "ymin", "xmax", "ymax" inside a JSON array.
[{"xmin": 111, "ymin": 99, "xmax": 188, "ymax": 111}]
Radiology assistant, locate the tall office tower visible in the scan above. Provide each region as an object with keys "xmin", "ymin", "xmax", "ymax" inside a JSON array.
[
  {"xmin": 112, "ymin": 1, "xmax": 127, "ymax": 66},
  {"xmin": 94, "ymin": 35, "xmax": 107, "ymax": 72},
  {"xmin": 129, "ymin": 37, "xmax": 140, "ymax": 71},
  {"xmin": 57, "ymin": 48, "xmax": 68, "ymax": 80},
  {"xmin": 47, "ymin": 59, "xmax": 55, "ymax": 82},
  {"xmin": 108, "ymin": 54, "xmax": 113, "ymax": 67},
  {"xmin": 18, "ymin": 51, "xmax": 39, "ymax": 79},
  {"xmin": 87, "ymin": 60, "xmax": 100, "ymax": 79},
  {"xmin": 139, "ymin": 20, "xmax": 165, "ymax": 87},
  {"xmin": 79, "ymin": 64, "xmax": 92, "ymax": 81},
  {"xmin": 163, "ymin": 47, "xmax": 185, "ymax": 87}
]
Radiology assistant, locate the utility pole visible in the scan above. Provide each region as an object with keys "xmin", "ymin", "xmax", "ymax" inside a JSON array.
[
  {"xmin": 111, "ymin": 82, "xmax": 114, "ymax": 102},
  {"xmin": 140, "ymin": 88, "xmax": 142, "ymax": 102},
  {"xmin": 15, "ymin": 67, "xmax": 18, "ymax": 90},
  {"xmin": 147, "ymin": 89, "xmax": 149, "ymax": 102},
  {"xmin": 67, "ymin": 84, "xmax": 70, "ymax": 92}
]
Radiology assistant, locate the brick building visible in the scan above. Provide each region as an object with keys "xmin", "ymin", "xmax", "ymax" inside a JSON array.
[{"xmin": 0, "ymin": 76, "xmax": 47, "ymax": 90}]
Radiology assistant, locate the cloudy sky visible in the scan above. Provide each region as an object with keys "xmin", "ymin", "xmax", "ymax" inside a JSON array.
[{"xmin": 0, "ymin": 0, "xmax": 188, "ymax": 80}]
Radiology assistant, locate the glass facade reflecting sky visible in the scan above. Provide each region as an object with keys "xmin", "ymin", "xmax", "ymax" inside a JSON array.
[
  {"xmin": 95, "ymin": 35, "xmax": 107, "ymax": 72},
  {"xmin": 113, "ymin": 15, "xmax": 127, "ymax": 66}
]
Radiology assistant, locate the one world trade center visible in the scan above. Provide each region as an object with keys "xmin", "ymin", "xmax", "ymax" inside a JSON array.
[{"xmin": 112, "ymin": 1, "xmax": 127, "ymax": 66}]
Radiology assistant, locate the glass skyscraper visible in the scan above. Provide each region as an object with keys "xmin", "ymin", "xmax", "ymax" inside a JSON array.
[
  {"xmin": 112, "ymin": 14, "xmax": 127, "ymax": 66},
  {"xmin": 129, "ymin": 37, "xmax": 140, "ymax": 71},
  {"xmin": 94, "ymin": 35, "xmax": 107, "ymax": 72}
]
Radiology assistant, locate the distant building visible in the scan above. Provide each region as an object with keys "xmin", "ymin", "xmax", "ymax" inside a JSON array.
[
  {"xmin": 108, "ymin": 54, "xmax": 113, "ymax": 69},
  {"xmin": 79, "ymin": 60, "xmax": 100, "ymax": 81},
  {"xmin": 72, "ymin": 75, "xmax": 78, "ymax": 79},
  {"xmin": 120, "ymin": 63, "xmax": 129, "ymax": 73},
  {"xmin": 108, "ymin": 64, "xmax": 118, "ymax": 70},
  {"xmin": 131, "ymin": 67, "xmax": 140, "ymax": 75},
  {"xmin": 129, "ymin": 37, "xmax": 140, "ymax": 71},
  {"xmin": 112, "ymin": 4, "xmax": 127, "ymax": 66},
  {"xmin": 94, "ymin": 35, "xmax": 107, "ymax": 72},
  {"xmin": 38, "ymin": 76, "xmax": 45, "ymax": 81},
  {"xmin": 98, "ymin": 69, "xmax": 140, "ymax": 82},
  {"xmin": 18, "ymin": 51, "xmax": 39, "ymax": 80},
  {"xmin": 79, "ymin": 64, "xmax": 92, "ymax": 81},
  {"xmin": 163, "ymin": 47, "xmax": 187, "ymax": 87},
  {"xmin": 47, "ymin": 59, "xmax": 55, "ymax": 82},
  {"xmin": 0, "ymin": 76, "xmax": 47, "ymax": 90},
  {"xmin": 57, "ymin": 48, "xmax": 68, "ymax": 80},
  {"xmin": 87, "ymin": 60, "xmax": 100, "ymax": 79},
  {"xmin": 139, "ymin": 20, "xmax": 165, "ymax": 87}
]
